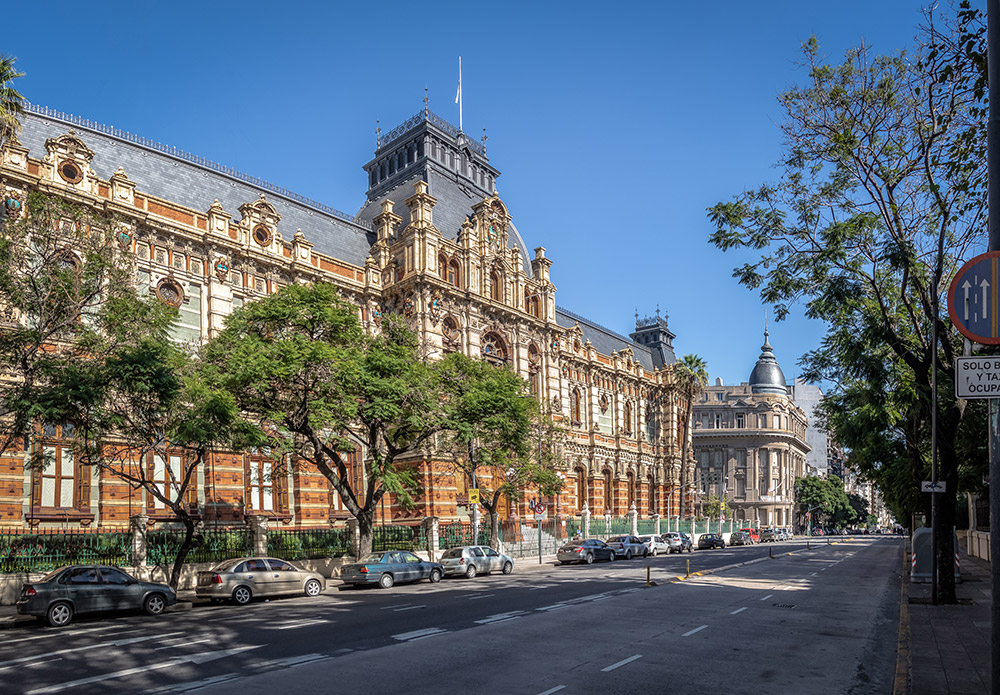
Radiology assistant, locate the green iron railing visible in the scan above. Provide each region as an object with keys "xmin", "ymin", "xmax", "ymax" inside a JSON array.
[
  {"xmin": 146, "ymin": 527, "xmax": 252, "ymax": 566},
  {"xmin": 373, "ymin": 524, "xmax": 419, "ymax": 552},
  {"xmin": 268, "ymin": 527, "xmax": 350, "ymax": 560},
  {"xmin": 0, "ymin": 527, "xmax": 132, "ymax": 573}
]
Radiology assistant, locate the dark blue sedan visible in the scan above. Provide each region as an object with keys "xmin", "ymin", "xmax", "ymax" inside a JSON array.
[{"xmin": 340, "ymin": 551, "xmax": 443, "ymax": 589}]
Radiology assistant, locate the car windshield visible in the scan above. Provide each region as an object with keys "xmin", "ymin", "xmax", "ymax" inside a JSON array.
[
  {"xmin": 442, "ymin": 548, "xmax": 465, "ymax": 558},
  {"xmin": 359, "ymin": 553, "xmax": 386, "ymax": 563}
]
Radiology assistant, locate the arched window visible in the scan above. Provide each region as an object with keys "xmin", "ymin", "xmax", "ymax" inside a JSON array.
[
  {"xmin": 623, "ymin": 401, "xmax": 633, "ymax": 435},
  {"xmin": 603, "ymin": 469, "xmax": 613, "ymax": 512},
  {"xmin": 490, "ymin": 270, "xmax": 502, "ymax": 301},
  {"xmin": 575, "ymin": 468, "xmax": 587, "ymax": 511},
  {"xmin": 448, "ymin": 259, "xmax": 461, "ymax": 287},
  {"xmin": 438, "ymin": 254, "xmax": 448, "ymax": 281},
  {"xmin": 627, "ymin": 471, "xmax": 636, "ymax": 507},
  {"xmin": 571, "ymin": 388, "xmax": 582, "ymax": 423},
  {"xmin": 647, "ymin": 474, "xmax": 655, "ymax": 513},
  {"xmin": 442, "ymin": 316, "xmax": 460, "ymax": 352},
  {"xmin": 481, "ymin": 332, "xmax": 507, "ymax": 365},
  {"xmin": 525, "ymin": 294, "xmax": 540, "ymax": 317}
]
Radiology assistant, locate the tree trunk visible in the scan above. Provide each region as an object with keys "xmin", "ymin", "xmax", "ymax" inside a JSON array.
[
  {"xmin": 356, "ymin": 507, "xmax": 375, "ymax": 558},
  {"xmin": 484, "ymin": 503, "xmax": 501, "ymax": 551},
  {"xmin": 168, "ymin": 512, "xmax": 199, "ymax": 590}
]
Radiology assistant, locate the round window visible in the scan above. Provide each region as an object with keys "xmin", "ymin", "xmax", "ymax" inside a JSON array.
[
  {"xmin": 58, "ymin": 161, "xmax": 84, "ymax": 184},
  {"xmin": 252, "ymin": 225, "xmax": 272, "ymax": 247},
  {"xmin": 155, "ymin": 279, "xmax": 184, "ymax": 308}
]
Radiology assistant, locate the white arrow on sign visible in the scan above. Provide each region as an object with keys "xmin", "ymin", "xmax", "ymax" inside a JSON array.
[
  {"xmin": 963, "ymin": 279, "xmax": 972, "ymax": 320},
  {"xmin": 982, "ymin": 277, "xmax": 990, "ymax": 320},
  {"xmin": 921, "ymin": 480, "xmax": 946, "ymax": 493}
]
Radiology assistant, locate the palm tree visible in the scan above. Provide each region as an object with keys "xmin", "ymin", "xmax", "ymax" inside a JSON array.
[
  {"xmin": 675, "ymin": 354, "xmax": 708, "ymax": 521},
  {"xmin": 0, "ymin": 54, "xmax": 25, "ymax": 144}
]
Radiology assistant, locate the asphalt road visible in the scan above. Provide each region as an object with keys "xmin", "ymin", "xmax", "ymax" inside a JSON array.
[{"xmin": 0, "ymin": 536, "xmax": 901, "ymax": 694}]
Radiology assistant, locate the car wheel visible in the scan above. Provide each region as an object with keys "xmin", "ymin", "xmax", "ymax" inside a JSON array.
[
  {"xmin": 721, "ymin": 543, "xmax": 726, "ymax": 549},
  {"xmin": 143, "ymin": 593, "xmax": 166, "ymax": 616},
  {"xmin": 465, "ymin": 564, "xmax": 478, "ymax": 579},
  {"xmin": 232, "ymin": 586, "xmax": 253, "ymax": 605},
  {"xmin": 625, "ymin": 550, "xmax": 632, "ymax": 560},
  {"xmin": 585, "ymin": 553, "xmax": 594, "ymax": 565},
  {"xmin": 643, "ymin": 549, "xmax": 650, "ymax": 558},
  {"xmin": 502, "ymin": 561, "xmax": 513, "ymax": 575},
  {"xmin": 429, "ymin": 569, "xmax": 442, "ymax": 583},
  {"xmin": 608, "ymin": 552, "xmax": 615, "ymax": 562},
  {"xmin": 379, "ymin": 573, "xmax": 394, "ymax": 589},
  {"xmin": 46, "ymin": 601, "xmax": 73, "ymax": 628},
  {"xmin": 304, "ymin": 579, "xmax": 322, "ymax": 597}
]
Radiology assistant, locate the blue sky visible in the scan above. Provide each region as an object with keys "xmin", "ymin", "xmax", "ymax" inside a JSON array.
[{"xmin": 4, "ymin": 0, "xmax": 967, "ymax": 387}]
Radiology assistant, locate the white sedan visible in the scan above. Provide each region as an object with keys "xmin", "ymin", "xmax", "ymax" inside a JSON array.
[{"xmin": 637, "ymin": 535, "xmax": 670, "ymax": 557}]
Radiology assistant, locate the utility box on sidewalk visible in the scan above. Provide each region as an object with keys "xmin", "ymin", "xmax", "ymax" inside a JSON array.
[{"xmin": 911, "ymin": 527, "xmax": 961, "ymax": 583}]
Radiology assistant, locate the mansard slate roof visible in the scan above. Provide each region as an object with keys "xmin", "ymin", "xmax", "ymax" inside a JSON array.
[
  {"xmin": 18, "ymin": 107, "xmax": 377, "ymax": 266},
  {"xmin": 556, "ymin": 306, "xmax": 656, "ymax": 372}
]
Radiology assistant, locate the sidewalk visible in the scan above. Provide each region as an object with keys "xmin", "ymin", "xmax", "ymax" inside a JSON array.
[{"xmin": 901, "ymin": 537, "xmax": 992, "ymax": 695}]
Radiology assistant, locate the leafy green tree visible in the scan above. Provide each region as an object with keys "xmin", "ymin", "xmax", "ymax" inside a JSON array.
[
  {"xmin": 203, "ymin": 283, "xmax": 446, "ymax": 557},
  {"xmin": 674, "ymin": 354, "xmax": 708, "ymax": 520},
  {"xmin": 438, "ymin": 352, "xmax": 564, "ymax": 549},
  {"xmin": 708, "ymin": 14, "xmax": 985, "ymax": 602},
  {"xmin": 0, "ymin": 53, "xmax": 25, "ymax": 143}
]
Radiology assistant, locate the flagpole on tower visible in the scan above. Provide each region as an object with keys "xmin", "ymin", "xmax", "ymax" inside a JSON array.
[{"xmin": 455, "ymin": 56, "xmax": 463, "ymax": 132}]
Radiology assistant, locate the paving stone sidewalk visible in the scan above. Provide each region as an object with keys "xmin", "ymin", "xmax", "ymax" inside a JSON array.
[{"xmin": 904, "ymin": 537, "xmax": 992, "ymax": 695}]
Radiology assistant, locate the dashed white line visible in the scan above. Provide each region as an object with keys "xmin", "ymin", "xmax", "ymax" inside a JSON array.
[
  {"xmin": 393, "ymin": 605, "xmax": 426, "ymax": 612},
  {"xmin": 393, "ymin": 627, "xmax": 447, "ymax": 641},
  {"xmin": 380, "ymin": 604, "xmax": 411, "ymax": 610},
  {"xmin": 154, "ymin": 637, "xmax": 213, "ymax": 651},
  {"xmin": 682, "ymin": 625, "xmax": 708, "ymax": 637},
  {"xmin": 475, "ymin": 610, "xmax": 526, "ymax": 624},
  {"xmin": 730, "ymin": 607, "xmax": 747, "ymax": 615},
  {"xmin": 274, "ymin": 619, "xmax": 331, "ymax": 629},
  {"xmin": 760, "ymin": 594, "xmax": 773, "ymax": 601},
  {"xmin": 0, "ymin": 633, "xmax": 182, "ymax": 670},
  {"xmin": 601, "ymin": 654, "xmax": 643, "ymax": 672},
  {"xmin": 810, "ymin": 572, "xmax": 818, "ymax": 577},
  {"xmin": 468, "ymin": 593, "xmax": 495, "ymax": 600},
  {"xmin": 536, "ymin": 687, "xmax": 566, "ymax": 695},
  {"xmin": 536, "ymin": 603, "xmax": 569, "ymax": 612},
  {"xmin": 1, "ymin": 624, "xmax": 119, "ymax": 645}
]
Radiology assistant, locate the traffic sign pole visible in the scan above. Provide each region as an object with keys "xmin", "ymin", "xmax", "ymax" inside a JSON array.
[{"xmin": 988, "ymin": 3, "xmax": 999, "ymax": 690}]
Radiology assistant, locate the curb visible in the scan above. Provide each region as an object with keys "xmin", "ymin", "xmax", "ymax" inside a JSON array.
[{"xmin": 893, "ymin": 538, "xmax": 911, "ymax": 695}]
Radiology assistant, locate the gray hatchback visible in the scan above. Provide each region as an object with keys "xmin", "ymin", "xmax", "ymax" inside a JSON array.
[
  {"xmin": 17, "ymin": 565, "xmax": 177, "ymax": 627},
  {"xmin": 440, "ymin": 546, "xmax": 514, "ymax": 578}
]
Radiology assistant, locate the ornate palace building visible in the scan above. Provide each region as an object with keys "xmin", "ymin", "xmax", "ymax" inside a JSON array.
[
  {"xmin": 691, "ymin": 330, "xmax": 810, "ymax": 527},
  {"xmin": 0, "ymin": 105, "xmax": 696, "ymax": 530}
]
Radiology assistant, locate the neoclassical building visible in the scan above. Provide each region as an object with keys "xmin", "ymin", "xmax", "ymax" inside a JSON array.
[
  {"xmin": 691, "ymin": 330, "xmax": 810, "ymax": 527},
  {"xmin": 0, "ymin": 105, "xmax": 698, "ymax": 530}
]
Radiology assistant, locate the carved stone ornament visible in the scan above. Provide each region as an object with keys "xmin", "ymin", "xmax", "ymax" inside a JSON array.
[
  {"xmin": 428, "ymin": 290, "xmax": 443, "ymax": 324},
  {"xmin": 551, "ymin": 395, "xmax": 562, "ymax": 414},
  {"xmin": 3, "ymin": 191, "xmax": 23, "ymax": 219},
  {"xmin": 116, "ymin": 226, "xmax": 132, "ymax": 248},
  {"xmin": 155, "ymin": 278, "xmax": 184, "ymax": 308},
  {"xmin": 599, "ymin": 394, "xmax": 610, "ymax": 413},
  {"xmin": 403, "ymin": 297, "xmax": 415, "ymax": 318},
  {"xmin": 442, "ymin": 315, "xmax": 460, "ymax": 346},
  {"xmin": 214, "ymin": 257, "xmax": 230, "ymax": 282},
  {"xmin": 371, "ymin": 302, "xmax": 383, "ymax": 324}
]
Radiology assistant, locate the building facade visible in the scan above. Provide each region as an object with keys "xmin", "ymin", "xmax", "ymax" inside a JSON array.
[
  {"xmin": 691, "ymin": 331, "xmax": 810, "ymax": 527},
  {"xmin": 0, "ymin": 105, "xmax": 699, "ymax": 530}
]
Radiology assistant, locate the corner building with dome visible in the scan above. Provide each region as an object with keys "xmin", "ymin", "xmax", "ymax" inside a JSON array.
[
  {"xmin": 0, "ymin": 105, "xmax": 699, "ymax": 531},
  {"xmin": 691, "ymin": 331, "xmax": 810, "ymax": 528}
]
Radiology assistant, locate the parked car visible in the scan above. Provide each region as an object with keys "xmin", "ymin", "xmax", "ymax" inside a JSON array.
[
  {"xmin": 340, "ymin": 550, "xmax": 443, "ymax": 589},
  {"xmin": 698, "ymin": 533, "xmax": 726, "ymax": 550},
  {"xmin": 196, "ymin": 557, "xmax": 326, "ymax": 604},
  {"xmin": 811, "ymin": 528, "xmax": 825, "ymax": 536},
  {"xmin": 663, "ymin": 532, "xmax": 693, "ymax": 553},
  {"xmin": 778, "ymin": 527, "xmax": 792, "ymax": 541},
  {"xmin": 439, "ymin": 545, "xmax": 514, "ymax": 578},
  {"xmin": 606, "ymin": 535, "xmax": 648, "ymax": 559},
  {"xmin": 557, "ymin": 539, "xmax": 616, "ymax": 565},
  {"xmin": 729, "ymin": 531, "xmax": 753, "ymax": 546},
  {"xmin": 759, "ymin": 528, "xmax": 778, "ymax": 542},
  {"xmin": 17, "ymin": 565, "xmax": 177, "ymax": 627},
  {"xmin": 739, "ymin": 527, "xmax": 760, "ymax": 543},
  {"xmin": 637, "ymin": 535, "xmax": 670, "ymax": 556}
]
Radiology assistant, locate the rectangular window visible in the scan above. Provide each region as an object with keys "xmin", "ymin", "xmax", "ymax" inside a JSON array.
[
  {"xmin": 247, "ymin": 456, "xmax": 275, "ymax": 512},
  {"xmin": 40, "ymin": 444, "xmax": 76, "ymax": 508},
  {"xmin": 190, "ymin": 258, "xmax": 203, "ymax": 275},
  {"xmin": 155, "ymin": 248, "xmax": 167, "ymax": 265},
  {"xmin": 736, "ymin": 413, "xmax": 745, "ymax": 428},
  {"xmin": 172, "ymin": 254, "xmax": 185, "ymax": 270},
  {"xmin": 149, "ymin": 453, "xmax": 192, "ymax": 510},
  {"xmin": 170, "ymin": 283, "xmax": 202, "ymax": 343}
]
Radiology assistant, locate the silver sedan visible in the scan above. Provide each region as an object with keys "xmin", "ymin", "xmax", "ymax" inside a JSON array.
[
  {"xmin": 440, "ymin": 545, "xmax": 514, "ymax": 578},
  {"xmin": 196, "ymin": 557, "xmax": 326, "ymax": 605}
]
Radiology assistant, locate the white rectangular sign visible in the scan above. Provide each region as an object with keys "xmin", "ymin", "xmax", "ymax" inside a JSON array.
[
  {"xmin": 955, "ymin": 356, "xmax": 1000, "ymax": 399},
  {"xmin": 921, "ymin": 480, "xmax": 946, "ymax": 493}
]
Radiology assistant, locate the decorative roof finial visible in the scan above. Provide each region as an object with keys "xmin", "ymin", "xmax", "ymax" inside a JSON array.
[
  {"xmin": 376, "ymin": 120, "xmax": 381, "ymax": 149},
  {"xmin": 482, "ymin": 127, "xmax": 488, "ymax": 154},
  {"xmin": 656, "ymin": 304, "xmax": 661, "ymax": 321},
  {"xmin": 635, "ymin": 308, "xmax": 639, "ymax": 328},
  {"xmin": 762, "ymin": 311, "xmax": 772, "ymax": 351},
  {"xmin": 424, "ymin": 86, "xmax": 429, "ymax": 117}
]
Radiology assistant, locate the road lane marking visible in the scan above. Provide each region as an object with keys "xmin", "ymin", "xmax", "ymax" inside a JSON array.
[
  {"xmin": 393, "ymin": 605, "xmax": 426, "ymax": 612},
  {"xmin": 537, "ymin": 603, "xmax": 569, "ymax": 612},
  {"xmin": 730, "ymin": 607, "xmax": 747, "ymax": 615},
  {"xmin": 0, "ymin": 632, "xmax": 182, "ymax": 670},
  {"xmin": 475, "ymin": 611, "xmax": 526, "ymax": 624},
  {"xmin": 821, "ymin": 567, "xmax": 829, "ymax": 571},
  {"xmin": 393, "ymin": 627, "xmax": 447, "ymax": 641},
  {"xmin": 537, "ymin": 686, "xmax": 566, "ymax": 695},
  {"xmin": 760, "ymin": 594, "xmax": 773, "ymax": 601},
  {"xmin": 25, "ymin": 646, "xmax": 261, "ymax": 694},
  {"xmin": 468, "ymin": 593, "xmax": 495, "ymax": 600},
  {"xmin": 380, "ymin": 604, "xmax": 410, "ymax": 610},
  {"xmin": 601, "ymin": 654, "xmax": 643, "ymax": 672},
  {"xmin": 810, "ymin": 572, "xmax": 818, "ymax": 576},
  {"xmin": 172, "ymin": 674, "xmax": 240, "ymax": 692},
  {"xmin": 273, "ymin": 619, "xmax": 332, "ymax": 629},
  {"xmin": 682, "ymin": 625, "xmax": 708, "ymax": 637},
  {"xmin": 153, "ymin": 637, "xmax": 212, "ymax": 651}
]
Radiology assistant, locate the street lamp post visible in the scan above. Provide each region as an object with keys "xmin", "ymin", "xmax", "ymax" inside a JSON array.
[
  {"xmin": 771, "ymin": 480, "xmax": 785, "ymax": 529},
  {"xmin": 805, "ymin": 505, "xmax": 822, "ymax": 537}
]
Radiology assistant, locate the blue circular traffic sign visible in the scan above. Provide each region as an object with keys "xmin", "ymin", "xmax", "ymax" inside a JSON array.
[{"xmin": 948, "ymin": 251, "xmax": 1000, "ymax": 345}]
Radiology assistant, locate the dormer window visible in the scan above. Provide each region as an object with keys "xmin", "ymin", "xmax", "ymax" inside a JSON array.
[
  {"xmin": 252, "ymin": 225, "xmax": 272, "ymax": 247},
  {"xmin": 58, "ymin": 160, "xmax": 83, "ymax": 184}
]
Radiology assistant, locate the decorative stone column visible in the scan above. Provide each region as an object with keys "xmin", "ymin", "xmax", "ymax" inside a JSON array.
[
  {"xmin": 130, "ymin": 514, "xmax": 149, "ymax": 568},
  {"xmin": 250, "ymin": 515, "xmax": 269, "ymax": 557},
  {"xmin": 346, "ymin": 519, "xmax": 361, "ymax": 558},
  {"xmin": 581, "ymin": 503, "xmax": 591, "ymax": 538},
  {"xmin": 422, "ymin": 516, "xmax": 440, "ymax": 561},
  {"xmin": 653, "ymin": 513, "xmax": 661, "ymax": 536},
  {"xmin": 628, "ymin": 503, "xmax": 638, "ymax": 536}
]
